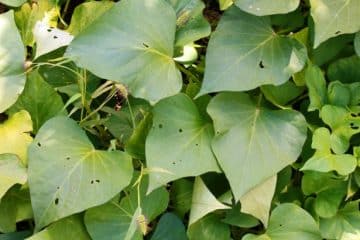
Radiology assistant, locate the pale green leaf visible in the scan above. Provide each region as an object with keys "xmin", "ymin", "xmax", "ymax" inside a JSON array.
[
  {"xmin": 240, "ymin": 175, "xmax": 277, "ymax": 227},
  {"xmin": 310, "ymin": 0, "xmax": 360, "ymax": 48},
  {"xmin": 207, "ymin": 93, "xmax": 307, "ymax": 200},
  {"xmin": 0, "ymin": 10, "xmax": 26, "ymax": 112},
  {"xmin": 219, "ymin": 0, "xmax": 233, "ymax": 10},
  {"xmin": 0, "ymin": 0, "xmax": 25, "ymax": 7},
  {"xmin": 198, "ymin": 7, "xmax": 307, "ymax": 96},
  {"xmin": 235, "ymin": 0, "xmax": 300, "ymax": 16},
  {"xmin": 301, "ymin": 128, "xmax": 357, "ymax": 175},
  {"xmin": 28, "ymin": 116, "xmax": 133, "ymax": 229},
  {"xmin": 8, "ymin": 70, "xmax": 65, "ymax": 133},
  {"xmin": 167, "ymin": 0, "xmax": 211, "ymax": 46},
  {"xmin": 0, "ymin": 111, "xmax": 33, "ymax": 165},
  {"xmin": 67, "ymin": 1, "xmax": 114, "ymax": 36},
  {"xmin": 66, "ymin": 0, "xmax": 182, "ymax": 104},
  {"xmin": 146, "ymin": 93, "xmax": 220, "ymax": 192},
  {"xmin": 26, "ymin": 215, "xmax": 90, "ymax": 240},
  {"xmin": 188, "ymin": 214, "xmax": 231, "ymax": 240},
  {"xmin": 0, "ymin": 154, "xmax": 27, "ymax": 200},
  {"xmin": 243, "ymin": 203, "xmax": 321, "ymax": 240},
  {"xmin": 189, "ymin": 177, "xmax": 229, "ymax": 225},
  {"xmin": 305, "ymin": 64, "xmax": 327, "ymax": 111}
]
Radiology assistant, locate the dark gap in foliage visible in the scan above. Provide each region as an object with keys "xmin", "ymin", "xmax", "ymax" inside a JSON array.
[
  {"xmin": 0, "ymin": 113, "xmax": 8, "ymax": 123},
  {"xmin": 0, "ymin": 3, "xmax": 7, "ymax": 14},
  {"xmin": 60, "ymin": 0, "xmax": 85, "ymax": 27}
]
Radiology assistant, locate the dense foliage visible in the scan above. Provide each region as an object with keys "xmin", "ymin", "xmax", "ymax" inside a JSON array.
[{"xmin": 0, "ymin": 0, "xmax": 360, "ymax": 239}]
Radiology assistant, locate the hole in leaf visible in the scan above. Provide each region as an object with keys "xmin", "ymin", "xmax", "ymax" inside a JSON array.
[
  {"xmin": 259, "ymin": 61, "xmax": 265, "ymax": 69},
  {"xmin": 91, "ymin": 180, "xmax": 94, "ymax": 184},
  {"xmin": 179, "ymin": 128, "xmax": 183, "ymax": 133},
  {"xmin": 195, "ymin": 143, "xmax": 199, "ymax": 146},
  {"xmin": 57, "ymin": 187, "xmax": 60, "ymax": 190},
  {"xmin": 37, "ymin": 142, "xmax": 41, "ymax": 147},
  {"xmin": 351, "ymin": 113, "xmax": 357, "ymax": 117},
  {"xmin": 95, "ymin": 179, "xmax": 100, "ymax": 183},
  {"xmin": 55, "ymin": 198, "xmax": 59, "ymax": 205},
  {"xmin": 158, "ymin": 124, "xmax": 163, "ymax": 129},
  {"xmin": 53, "ymin": 36, "xmax": 58, "ymax": 39},
  {"xmin": 47, "ymin": 28, "xmax": 52, "ymax": 32},
  {"xmin": 66, "ymin": 157, "xmax": 70, "ymax": 160},
  {"xmin": 172, "ymin": 162, "xmax": 176, "ymax": 165},
  {"xmin": 279, "ymin": 224, "xmax": 282, "ymax": 227},
  {"xmin": 335, "ymin": 30, "xmax": 341, "ymax": 34},
  {"xmin": 142, "ymin": 43, "xmax": 149, "ymax": 48},
  {"xmin": 351, "ymin": 126, "xmax": 359, "ymax": 130}
]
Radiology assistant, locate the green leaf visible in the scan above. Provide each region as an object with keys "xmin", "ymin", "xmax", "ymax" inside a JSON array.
[
  {"xmin": 207, "ymin": 93, "xmax": 307, "ymax": 200},
  {"xmin": 66, "ymin": 0, "xmax": 182, "ymax": 104},
  {"xmin": 0, "ymin": 154, "xmax": 27, "ymax": 200},
  {"xmin": 170, "ymin": 179, "xmax": 193, "ymax": 219},
  {"xmin": 310, "ymin": 0, "xmax": 360, "ymax": 48},
  {"xmin": 27, "ymin": 215, "xmax": 91, "ymax": 240},
  {"xmin": 243, "ymin": 203, "xmax": 321, "ymax": 240},
  {"xmin": 0, "ymin": 231, "xmax": 31, "ymax": 240},
  {"xmin": 150, "ymin": 213, "xmax": 187, "ymax": 240},
  {"xmin": 67, "ymin": 1, "xmax": 114, "ymax": 36},
  {"xmin": 301, "ymin": 171, "xmax": 347, "ymax": 218},
  {"xmin": 301, "ymin": 128, "xmax": 357, "ymax": 175},
  {"xmin": 0, "ymin": 0, "xmax": 25, "ymax": 7},
  {"xmin": 168, "ymin": 0, "xmax": 211, "ymax": 46},
  {"xmin": 0, "ymin": 10, "xmax": 26, "ymax": 113},
  {"xmin": 222, "ymin": 204, "xmax": 260, "ymax": 228},
  {"xmin": 305, "ymin": 64, "xmax": 327, "ymax": 111},
  {"xmin": 218, "ymin": 0, "xmax": 233, "ymax": 10},
  {"xmin": 0, "ymin": 110, "xmax": 33, "ymax": 165},
  {"xmin": 8, "ymin": 71, "xmax": 64, "ymax": 133},
  {"xmin": 327, "ymin": 81, "xmax": 351, "ymax": 107},
  {"xmin": 320, "ymin": 105, "xmax": 360, "ymax": 154},
  {"xmin": 85, "ymin": 178, "xmax": 169, "ymax": 240},
  {"xmin": 28, "ymin": 116, "xmax": 133, "ymax": 229},
  {"xmin": 189, "ymin": 177, "xmax": 229, "ymax": 225},
  {"xmin": 197, "ymin": 7, "xmax": 307, "ymax": 96},
  {"xmin": 146, "ymin": 93, "xmax": 220, "ymax": 192},
  {"xmin": 240, "ymin": 175, "xmax": 277, "ymax": 227},
  {"xmin": 355, "ymin": 32, "xmax": 360, "ymax": 56},
  {"xmin": 234, "ymin": 0, "xmax": 300, "ymax": 16},
  {"xmin": 0, "ymin": 187, "xmax": 17, "ymax": 233},
  {"xmin": 327, "ymin": 56, "xmax": 360, "ymax": 84},
  {"xmin": 319, "ymin": 201, "xmax": 360, "ymax": 239},
  {"xmin": 187, "ymin": 214, "xmax": 231, "ymax": 240},
  {"xmin": 261, "ymin": 81, "xmax": 305, "ymax": 107}
]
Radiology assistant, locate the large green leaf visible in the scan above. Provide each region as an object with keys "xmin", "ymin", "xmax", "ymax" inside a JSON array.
[
  {"xmin": 167, "ymin": 0, "xmax": 211, "ymax": 46},
  {"xmin": 319, "ymin": 201, "xmax": 360, "ymax": 239},
  {"xmin": 188, "ymin": 214, "xmax": 231, "ymax": 240},
  {"xmin": 240, "ymin": 175, "xmax": 276, "ymax": 227},
  {"xmin": 327, "ymin": 56, "xmax": 360, "ymax": 84},
  {"xmin": 234, "ymin": 0, "xmax": 300, "ymax": 16},
  {"xmin": 28, "ymin": 116, "xmax": 133, "ymax": 229},
  {"xmin": 85, "ymin": 179, "xmax": 169, "ymax": 240},
  {"xmin": 301, "ymin": 128, "xmax": 357, "ymax": 175},
  {"xmin": 243, "ymin": 203, "xmax": 321, "ymax": 240},
  {"xmin": 0, "ymin": 10, "xmax": 26, "ymax": 113},
  {"xmin": 310, "ymin": 0, "xmax": 360, "ymax": 48},
  {"xmin": 27, "ymin": 215, "xmax": 91, "ymax": 240},
  {"xmin": 66, "ymin": 0, "xmax": 182, "ymax": 104},
  {"xmin": 0, "ymin": 154, "xmax": 27, "ymax": 200},
  {"xmin": 150, "ymin": 213, "xmax": 187, "ymax": 240},
  {"xmin": 197, "ymin": 7, "xmax": 307, "ymax": 96},
  {"xmin": 170, "ymin": 179, "xmax": 193, "ymax": 218},
  {"xmin": 207, "ymin": 93, "xmax": 307, "ymax": 200},
  {"xmin": 0, "ymin": 110, "xmax": 33, "ymax": 165},
  {"xmin": 8, "ymin": 71, "xmax": 64, "ymax": 133},
  {"xmin": 146, "ymin": 93, "xmax": 220, "ymax": 192},
  {"xmin": 189, "ymin": 177, "xmax": 229, "ymax": 225}
]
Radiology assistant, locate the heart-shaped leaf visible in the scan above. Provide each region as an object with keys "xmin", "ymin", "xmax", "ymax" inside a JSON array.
[
  {"xmin": 28, "ymin": 116, "xmax": 133, "ymax": 229},
  {"xmin": 0, "ymin": 154, "xmax": 27, "ymax": 200},
  {"xmin": 150, "ymin": 213, "xmax": 187, "ymax": 240},
  {"xmin": 207, "ymin": 93, "xmax": 307, "ymax": 200},
  {"xmin": 66, "ymin": 0, "xmax": 182, "ymax": 104},
  {"xmin": 243, "ymin": 203, "xmax": 321, "ymax": 240},
  {"xmin": 234, "ymin": 0, "xmax": 300, "ymax": 16},
  {"xmin": 197, "ymin": 6, "xmax": 307, "ymax": 96},
  {"xmin": 146, "ymin": 93, "xmax": 220, "ymax": 192},
  {"xmin": 310, "ymin": 0, "xmax": 360, "ymax": 48},
  {"xmin": 301, "ymin": 128, "xmax": 357, "ymax": 175},
  {"xmin": 0, "ymin": 10, "xmax": 26, "ymax": 112}
]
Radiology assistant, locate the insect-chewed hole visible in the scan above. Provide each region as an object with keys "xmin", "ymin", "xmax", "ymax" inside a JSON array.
[
  {"xmin": 158, "ymin": 124, "xmax": 163, "ymax": 129},
  {"xmin": 57, "ymin": 186, "xmax": 60, "ymax": 190},
  {"xmin": 66, "ymin": 157, "xmax": 70, "ymax": 160},
  {"xmin": 335, "ymin": 30, "xmax": 341, "ymax": 35},
  {"xmin": 55, "ymin": 198, "xmax": 59, "ymax": 205},
  {"xmin": 37, "ymin": 142, "xmax": 41, "ymax": 147},
  {"xmin": 172, "ymin": 161, "xmax": 176, "ymax": 165},
  {"xmin": 259, "ymin": 60, "xmax": 265, "ymax": 69},
  {"xmin": 178, "ymin": 128, "xmax": 183, "ymax": 133},
  {"xmin": 47, "ymin": 28, "xmax": 52, "ymax": 32},
  {"xmin": 142, "ymin": 43, "xmax": 149, "ymax": 48},
  {"xmin": 351, "ymin": 126, "xmax": 359, "ymax": 130},
  {"xmin": 53, "ymin": 35, "xmax": 58, "ymax": 39},
  {"xmin": 195, "ymin": 143, "xmax": 199, "ymax": 146},
  {"xmin": 351, "ymin": 113, "xmax": 357, "ymax": 117},
  {"xmin": 95, "ymin": 179, "xmax": 100, "ymax": 183},
  {"xmin": 91, "ymin": 180, "xmax": 94, "ymax": 184}
]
